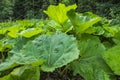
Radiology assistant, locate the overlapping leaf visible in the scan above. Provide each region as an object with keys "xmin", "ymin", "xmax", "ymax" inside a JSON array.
[
  {"xmin": 71, "ymin": 61, "xmax": 110, "ymax": 80},
  {"xmin": 20, "ymin": 28, "xmax": 42, "ymax": 38},
  {"xmin": 0, "ymin": 20, "xmax": 44, "ymax": 38},
  {"xmin": 71, "ymin": 34, "xmax": 113, "ymax": 80},
  {"xmin": 67, "ymin": 10, "xmax": 101, "ymax": 34},
  {"xmin": 103, "ymin": 45, "xmax": 120, "ymax": 75},
  {"xmin": 47, "ymin": 20, "xmax": 73, "ymax": 32},
  {"xmin": 0, "ymin": 66, "xmax": 40, "ymax": 80}
]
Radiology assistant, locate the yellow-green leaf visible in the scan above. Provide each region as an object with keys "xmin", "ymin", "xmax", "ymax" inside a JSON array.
[{"xmin": 44, "ymin": 3, "xmax": 77, "ymax": 24}]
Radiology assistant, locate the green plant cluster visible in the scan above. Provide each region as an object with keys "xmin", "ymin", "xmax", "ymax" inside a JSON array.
[{"xmin": 0, "ymin": 3, "xmax": 120, "ymax": 80}]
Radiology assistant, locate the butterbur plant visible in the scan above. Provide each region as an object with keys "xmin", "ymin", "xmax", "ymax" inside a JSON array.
[{"xmin": 0, "ymin": 3, "xmax": 120, "ymax": 80}]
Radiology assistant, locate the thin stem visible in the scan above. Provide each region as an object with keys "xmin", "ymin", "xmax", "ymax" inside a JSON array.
[
  {"xmin": 1, "ymin": 51, "xmax": 5, "ymax": 61},
  {"xmin": 59, "ymin": 64, "xmax": 70, "ymax": 76}
]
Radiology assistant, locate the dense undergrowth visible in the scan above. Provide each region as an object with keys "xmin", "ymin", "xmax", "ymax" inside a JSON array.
[{"xmin": 0, "ymin": 3, "xmax": 120, "ymax": 80}]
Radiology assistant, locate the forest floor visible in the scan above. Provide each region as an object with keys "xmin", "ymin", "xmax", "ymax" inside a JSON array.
[{"xmin": 41, "ymin": 68, "xmax": 83, "ymax": 80}]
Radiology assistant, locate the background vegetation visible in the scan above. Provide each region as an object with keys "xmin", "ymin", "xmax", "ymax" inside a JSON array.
[{"xmin": 0, "ymin": 0, "xmax": 120, "ymax": 25}]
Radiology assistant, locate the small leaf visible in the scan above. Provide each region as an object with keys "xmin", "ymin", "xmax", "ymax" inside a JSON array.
[
  {"xmin": 104, "ymin": 26, "xmax": 119, "ymax": 36},
  {"xmin": 20, "ymin": 28, "xmax": 42, "ymax": 38},
  {"xmin": 103, "ymin": 45, "xmax": 120, "ymax": 75}
]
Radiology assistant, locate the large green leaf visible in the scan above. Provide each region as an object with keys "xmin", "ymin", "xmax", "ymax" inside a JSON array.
[
  {"xmin": 0, "ymin": 33, "xmax": 79, "ymax": 72},
  {"xmin": 0, "ymin": 37, "xmax": 44, "ymax": 71},
  {"xmin": 0, "ymin": 66, "xmax": 40, "ymax": 80},
  {"xmin": 30, "ymin": 33, "xmax": 79, "ymax": 71},
  {"xmin": 44, "ymin": 3, "xmax": 77, "ymax": 24},
  {"xmin": 71, "ymin": 34, "xmax": 113, "ymax": 80},
  {"xmin": 67, "ymin": 10, "xmax": 101, "ymax": 34},
  {"xmin": 103, "ymin": 45, "xmax": 120, "ymax": 75}
]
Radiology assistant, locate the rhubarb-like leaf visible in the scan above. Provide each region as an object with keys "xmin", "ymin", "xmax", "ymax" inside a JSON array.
[
  {"xmin": 32, "ymin": 33, "xmax": 79, "ymax": 71},
  {"xmin": 22, "ymin": 33, "xmax": 79, "ymax": 71},
  {"xmin": 71, "ymin": 34, "xmax": 112, "ymax": 80},
  {"xmin": 0, "ymin": 33, "xmax": 79, "ymax": 72},
  {"xmin": 44, "ymin": 3, "xmax": 77, "ymax": 24}
]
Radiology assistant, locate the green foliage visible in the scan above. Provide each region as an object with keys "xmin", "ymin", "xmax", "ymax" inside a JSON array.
[
  {"xmin": 0, "ymin": 3, "xmax": 120, "ymax": 80},
  {"xmin": 0, "ymin": 33, "xmax": 79, "ymax": 72},
  {"xmin": 71, "ymin": 61, "xmax": 110, "ymax": 80},
  {"xmin": 103, "ymin": 45, "xmax": 120, "ymax": 75},
  {"xmin": 67, "ymin": 10, "xmax": 101, "ymax": 34},
  {"xmin": 0, "ymin": 66, "xmax": 40, "ymax": 80},
  {"xmin": 0, "ymin": 20, "xmax": 43, "ymax": 38},
  {"xmin": 38, "ymin": 33, "xmax": 79, "ymax": 71},
  {"xmin": 71, "ymin": 34, "xmax": 112, "ymax": 80}
]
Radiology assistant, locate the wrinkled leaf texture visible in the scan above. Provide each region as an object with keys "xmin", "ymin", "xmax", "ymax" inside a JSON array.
[
  {"xmin": 0, "ymin": 33, "xmax": 79, "ymax": 72},
  {"xmin": 71, "ymin": 34, "xmax": 113, "ymax": 80}
]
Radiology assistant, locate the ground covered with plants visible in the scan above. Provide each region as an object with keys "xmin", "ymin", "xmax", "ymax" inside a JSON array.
[{"xmin": 0, "ymin": 3, "xmax": 120, "ymax": 80}]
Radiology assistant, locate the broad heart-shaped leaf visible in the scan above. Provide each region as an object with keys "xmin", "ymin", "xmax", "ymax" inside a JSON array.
[
  {"xmin": 70, "ymin": 34, "xmax": 113, "ymax": 80},
  {"xmin": 26, "ymin": 33, "xmax": 79, "ymax": 72},
  {"xmin": 44, "ymin": 3, "xmax": 77, "ymax": 24},
  {"xmin": 0, "ymin": 66, "xmax": 40, "ymax": 80},
  {"xmin": 67, "ymin": 10, "xmax": 101, "ymax": 34},
  {"xmin": 103, "ymin": 45, "xmax": 120, "ymax": 75}
]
